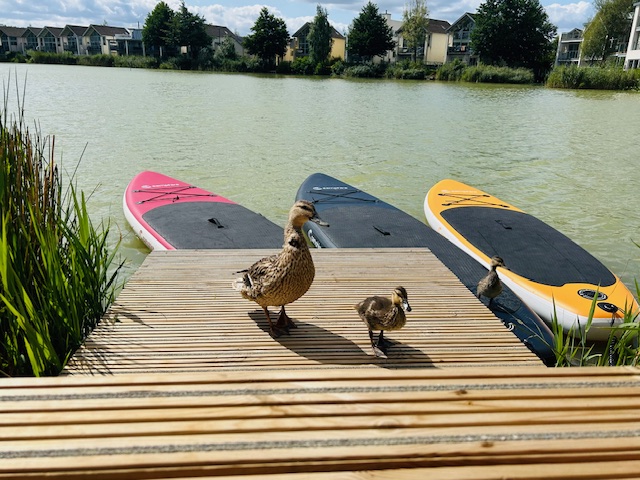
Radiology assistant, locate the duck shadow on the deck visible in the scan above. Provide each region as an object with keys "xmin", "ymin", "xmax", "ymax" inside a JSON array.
[
  {"xmin": 248, "ymin": 310, "xmax": 434, "ymax": 368},
  {"xmin": 63, "ymin": 307, "xmax": 164, "ymax": 375}
]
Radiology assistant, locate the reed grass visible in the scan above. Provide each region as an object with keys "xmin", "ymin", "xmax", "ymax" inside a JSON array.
[
  {"xmin": 435, "ymin": 61, "xmax": 535, "ymax": 84},
  {"xmin": 546, "ymin": 65, "xmax": 640, "ymax": 90},
  {"xmin": 1, "ymin": 78, "xmax": 122, "ymax": 376},
  {"xmin": 547, "ymin": 291, "xmax": 640, "ymax": 367}
]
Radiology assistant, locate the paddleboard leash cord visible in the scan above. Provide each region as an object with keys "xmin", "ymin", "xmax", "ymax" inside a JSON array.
[
  {"xmin": 306, "ymin": 189, "xmax": 378, "ymax": 204},
  {"xmin": 134, "ymin": 186, "xmax": 219, "ymax": 204},
  {"xmin": 438, "ymin": 192, "xmax": 510, "ymax": 209}
]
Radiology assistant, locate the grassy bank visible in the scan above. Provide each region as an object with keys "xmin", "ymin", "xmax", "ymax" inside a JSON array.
[
  {"xmin": 1, "ymin": 83, "xmax": 122, "ymax": 376},
  {"xmin": 436, "ymin": 61, "xmax": 535, "ymax": 84},
  {"xmin": 546, "ymin": 65, "xmax": 640, "ymax": 90}
]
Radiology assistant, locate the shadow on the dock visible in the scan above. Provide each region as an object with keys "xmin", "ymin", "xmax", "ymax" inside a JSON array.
[{"xmin": 248, "ymin": 310, "xmax": 434, "ymax": 368}]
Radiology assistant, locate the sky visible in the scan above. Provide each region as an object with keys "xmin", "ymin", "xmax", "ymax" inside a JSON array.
[{"xmin": 0, "ymin": 0, "xmax": 594, "ymax": 36}]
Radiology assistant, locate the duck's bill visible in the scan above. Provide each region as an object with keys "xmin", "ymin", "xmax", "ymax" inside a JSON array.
[
  {"xmin": 403, "ymin": 300, "xmax": 412, "ymax": 312},
  {"xmin": 310, "ymin": 216, "xmax": 329, "ymax": 227}
]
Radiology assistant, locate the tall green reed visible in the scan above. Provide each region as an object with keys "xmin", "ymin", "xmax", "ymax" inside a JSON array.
[
  {"xmin": 548, "ymin": 292, "xmax": 639, "ymax": 367},
  {"xmin": 1, "ymin": 78, "xmax": 122, "ymax": 376}
]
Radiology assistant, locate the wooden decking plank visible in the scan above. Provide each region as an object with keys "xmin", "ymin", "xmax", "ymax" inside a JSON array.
[
  {"xmin": 3, "ymin": 366, "xmax": 640, "ymax": 478},
  {"xmin": 64, "ymin": 248, "xmax": 543, "ymax": 375}
]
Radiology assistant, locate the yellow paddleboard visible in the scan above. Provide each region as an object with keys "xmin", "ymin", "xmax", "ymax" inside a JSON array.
[{"xmin": 425, "ymin": 179, "xmax": 638, "ymax": 341}]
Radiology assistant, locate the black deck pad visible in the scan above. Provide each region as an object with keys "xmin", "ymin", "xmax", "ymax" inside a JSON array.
[
  {"xmin": 143, "ymin": 202, "xmax": 283, "ymax": 249},
  {"xmin": 441, "ymin": 207, "xmax": 615, "ymax": 287},
  {"xmin": 313, "ymin": 205, "xmax": 432, "ymax": 248}
]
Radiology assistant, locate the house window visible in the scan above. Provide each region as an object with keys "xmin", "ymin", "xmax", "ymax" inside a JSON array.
[{"xmin": 299, "ymin": 36, "xmax": 309, "ymax": 55}]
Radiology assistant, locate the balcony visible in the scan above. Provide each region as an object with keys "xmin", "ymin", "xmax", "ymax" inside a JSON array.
[{"xmin": 448, "ymin": 45, "xmax": 471, "ymax": 54}]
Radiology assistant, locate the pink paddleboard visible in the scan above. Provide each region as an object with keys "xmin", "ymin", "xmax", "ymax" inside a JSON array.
[{"xmin": 123, "ymin": 171, "xmax": 282, "ymax": 250}]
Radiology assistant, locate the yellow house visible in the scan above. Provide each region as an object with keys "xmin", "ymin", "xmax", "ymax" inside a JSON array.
[{"xmin": 284, "ymin": 22, "xmax": 346, "ymax": 62}]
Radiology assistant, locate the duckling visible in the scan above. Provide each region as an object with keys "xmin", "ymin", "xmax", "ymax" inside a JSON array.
[
  {"xmin": 477, "ymin": 256, "xmax": 505, "ymax": 306},
  {"xmin": 233, "ymin": 200, "xmax": 327, "ymax": 338},
  {"xmin": 355, "ymin": 286, "xmax": 411, "ymax": 358}
]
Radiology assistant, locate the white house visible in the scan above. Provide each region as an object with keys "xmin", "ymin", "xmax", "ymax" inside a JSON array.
[
  {"xmin": 555, "ymin": 28, "xmax": 584, "ymax": 66},
  {"xmin": 624, "ymin": 1, "xmax": 640, "ymax": 69}
]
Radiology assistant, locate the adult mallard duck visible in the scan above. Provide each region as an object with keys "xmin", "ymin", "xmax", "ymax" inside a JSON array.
[
  {"xmin": 233, "ymin": 200, "xmax": 327, "ymax": 337},
  {"xmin": 477, "ymin": 256, "xmax": 505, "ymax": 306},
  {"xmin": 355, "ymin": 286, "xmax": 411, "ymax": 358}
]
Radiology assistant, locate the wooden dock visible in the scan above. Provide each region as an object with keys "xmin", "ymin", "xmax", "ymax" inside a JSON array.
[
  {"xmin": 3, "ymin": 367, "xmax": 640, "ymax": 479},
  {"xmin": 63, "ymin": 248, "xmax": 542, "ymax": 374},
  {"xmin": 4, "ymin": 248, "xmax": 640, "ymax": 479}
]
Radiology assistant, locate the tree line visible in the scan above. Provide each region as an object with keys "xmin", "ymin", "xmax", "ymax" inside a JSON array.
[
  {"xmin": 0, "ymin": 0, "xmax": 626, "ymax": 81},
  {"xmin": 141, "ymin": 0, "xmax": 557, "ymax": 79}
]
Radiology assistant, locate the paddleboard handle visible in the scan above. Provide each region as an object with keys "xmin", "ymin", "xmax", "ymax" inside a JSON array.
[{"xmin": 208, "ymin": 217, "xmax": 225, "ymax": 228}]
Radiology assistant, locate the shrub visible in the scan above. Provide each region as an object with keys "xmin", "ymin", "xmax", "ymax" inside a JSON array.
[
  {"xmin": 275, "ymin": 61, "xmax": 292, "ymax": 74},
  {"xmin": 113, "ymin": 55, "xmax": 159, "ymax": 69},
  {"xmin": 435, "ymin": 59, "xmax": 466, "ymax": 81},
  {"xmin": 28, "ymin": 51, "xmax": 78, "ymax": 65},
  {"xmin": 78, "ymin": 54, "xmax": 115, "ymax": 67},
  {"xmin": 436, "ymin": 62, "xmax": 534, "ymax": 84},
  {"xmin": 314, "ymin": 61, "xmax": 331, "ymax": 76},
  {"xmin": 342, "ymin": 63, "xmax": 386, "ymax": 78},
  {"xmin": 291, "ymin": 57, "xmax": 315, "ymax": 75},
  {"xmin": 461, "ymin": 65, "xmax": 534, "ymax": 84},
  {"xmin": 547, "ymin": 65, "xmax": 640, "ymax": 90},
  {"xmin": 330, "ymin": 60, "xmax": 346, "ymax": 76}
]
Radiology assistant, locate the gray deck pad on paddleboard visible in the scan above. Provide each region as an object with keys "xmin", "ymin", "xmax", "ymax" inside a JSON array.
[
  {"xmin": 312, "ymin": 205, "xmax": 433, "ymax": 248},
  {"xmin": 441, "ymin": 207, "xmax": 615, "ymax": 287},
  {"xmin": 142, "ymin": 202, "xmax": 283, "ymax": 249}
]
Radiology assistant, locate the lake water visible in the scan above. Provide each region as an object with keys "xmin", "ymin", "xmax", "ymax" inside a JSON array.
[{"xmin": 1, "ymin": 63, "xmax": 639, "ymax": 290}]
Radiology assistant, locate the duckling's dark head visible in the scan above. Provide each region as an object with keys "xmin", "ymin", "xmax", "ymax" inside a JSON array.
[
  {"xmin": 392, "ymin": 286, "xmax": 411, "ymax": 312},
  {"xmin": 490, "ymin": 256, "xmax": 505, "ymax": 270},
  {"xmin": 289, "ymin": 200, "xmax": 328, "ymax": 228}
]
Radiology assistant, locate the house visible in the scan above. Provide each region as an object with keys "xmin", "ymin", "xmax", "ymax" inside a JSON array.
[
  {"xmin": 60, "ymin": 25, "xmax": 89, "ymax": 55},
  {"xmin": 624, "ymin": 1, "xmax": 640, "ymax": 69},
  {"xmin": 445, "ymin": 12, "xmax": 477, "ymax": 65},
  {"xmin": 204, "ymin": 24, "xmax": 245, "ymax": 57},
  {"xmin": 555, "ymin": 28, "xmax": 584, "ymax": 66},
  {"xmin": 23, "ymin": 27, "xmax": 42, "ymax": 52},
  {"xmin": 37, "ymin": 26, "xmax": 64, "ymax": 53},
  {"xmin": 113, "ymin": 28, "xmax": 145, "ymax": 56},
  {"xmin": 284, "ymin": 22, "xmax": 346, "ymax": 62},
  {"xmin": 379, "ymin": 13, "xmax": 450, "ymax": 65},
  {"xmin": 378, "ymin": 12, "xmax": 403, "ymax": 63},
  {"xmin": 83, "ymin": 24, "xmax": 130, "ymax": 55},
  {"xmin": 0, "ymin": 26, "xmax": 27, "ymax": 54}
]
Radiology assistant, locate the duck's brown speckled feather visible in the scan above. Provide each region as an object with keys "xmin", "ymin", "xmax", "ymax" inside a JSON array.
[
  {"xmin": 233, "ymin": 201, "xmax": 318, "ymax": 309},
  {"xmin": 356, "ymin": 295, "xmax": 406, "ymax": 332}
]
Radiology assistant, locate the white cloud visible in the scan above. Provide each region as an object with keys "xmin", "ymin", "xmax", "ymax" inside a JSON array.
[{"xmin": 545, "ymin": 2, "xmax": 593, "ymax": 31}]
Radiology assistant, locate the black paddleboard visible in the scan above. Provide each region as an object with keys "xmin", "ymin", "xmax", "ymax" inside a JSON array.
[{"xmin": 295, "ymin": 172, "xmax": 556, "ymax": 366}]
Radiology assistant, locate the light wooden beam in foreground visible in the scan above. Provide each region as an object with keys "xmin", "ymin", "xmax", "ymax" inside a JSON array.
[
  {"xmin": 64, "ymin": 248, "xmax": 542, "ymax": 375},
  {"xmin": 1, "ymin": 367, "xmax": 640, "ymax": 479}
]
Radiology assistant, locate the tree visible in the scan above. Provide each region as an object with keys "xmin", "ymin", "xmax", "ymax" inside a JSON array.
[
  {"xmin": 582, "ymin": 0, "xmax": 634, "ymax": 64},
  {"xmin": 170, "ymin": 1, "xmax": 211, "ymax": 60},
  {"xmin": 401, "ymin": 0, "xmax": 430, "ymax": 62},
  {"xmin": 244, "ymin": 7, "xmax": 290, "ymax": 69},
  {"xmin": 471, "ymin": 0, "xmax": 556, "ymax": 79},
  {"xmin": 347, "ymin": 1, "xmax": 395, "ymax": 62},
  {"xmin": 308, "ymin": 5, "xmax": 333, "ymax": 66},
  {"xmin": 215, "ymin": 35, "xmax": 238, "ymax": 61},
  {"xmin": 142, "ymin": 1, "xmax": 174, "ymax": 57}
]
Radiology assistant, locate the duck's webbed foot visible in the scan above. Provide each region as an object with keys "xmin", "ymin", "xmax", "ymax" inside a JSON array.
[
  {"xmin": 369, "ymin": 330, "xmax": 388, "ymax": 358},
  {"xmin": 376, "ymin": 330, "xmax": 396, "ymax": 350},
  {"xmin": 275, "ymin": 305, "xmax": 295, "ymax": 335},
  {"xmin": 263, "ymin": 307, "xmax": 287, "ymax": 338}
]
